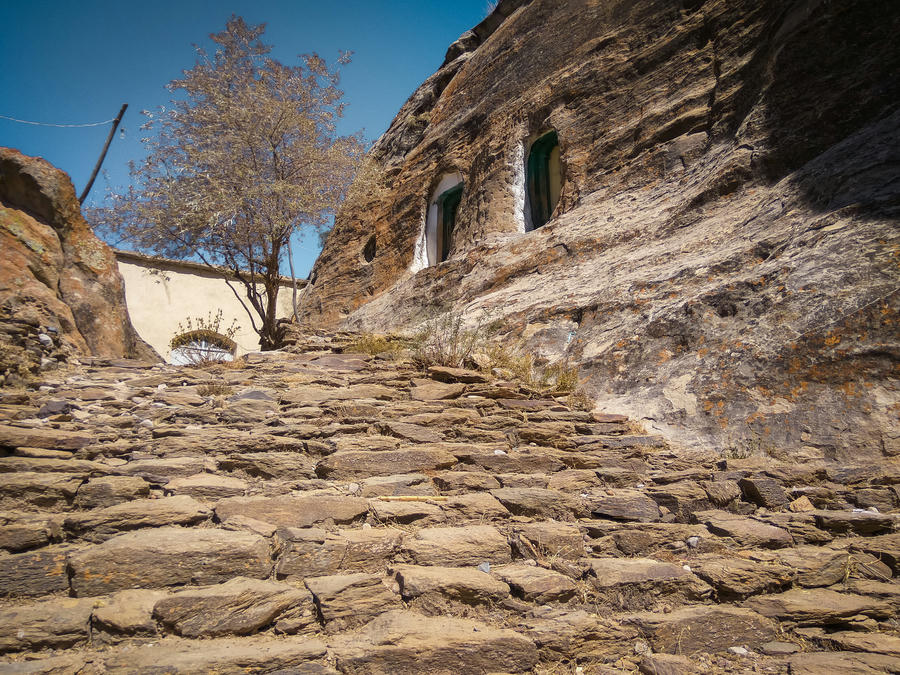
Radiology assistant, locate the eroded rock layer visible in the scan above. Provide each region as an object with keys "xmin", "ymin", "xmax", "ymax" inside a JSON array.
[
  {"xmin": 0, "ymin": 148, "xmax": 158, "ymax": 383},
  {"xmin": 0, "ymin": 332, "xmax": 897, "ymax": 673},
  {"xmin": 299, "ymin": 0, "xmax": 900, "ymax": 458}
]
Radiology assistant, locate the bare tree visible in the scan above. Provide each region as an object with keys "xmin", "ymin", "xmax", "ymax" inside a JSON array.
[{"xmin": 89, "ymin": 16, "xmax": 364, "ymax": 349}]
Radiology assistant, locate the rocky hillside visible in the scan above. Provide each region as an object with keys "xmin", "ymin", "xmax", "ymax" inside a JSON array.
[
  {"xmin": 298, "ymin": 0, "xmax": 900, "ymax": 458},
  {"xmin": 0, "ymin": 148, "xmax": 158, "ymax": 385},
  {"xmin": 0, "ymin": 333, "xmax": 897, "ymax": 673}
]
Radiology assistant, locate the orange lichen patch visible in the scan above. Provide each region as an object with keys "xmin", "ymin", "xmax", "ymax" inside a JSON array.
[
  {"xmin": 839, "ymin": 382, "xmax": 860, "ymax": 398},
  {"xmin": 824, "ymin": 333, "xmax": 841, "ymax": 347},
  {"xmin": 657, "ymin": 349, "xmax": 673, "ymax": 364},
  {"xmin": 746, "ymin": 411, "xmax": 767, "ymax": 425},
  {"xmin": 697, "ymin": 347, "xmax": 709, "ymax": 358}
]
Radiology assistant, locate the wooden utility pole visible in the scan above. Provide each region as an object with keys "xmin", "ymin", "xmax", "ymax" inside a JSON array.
[{"xmin": 79, "ymin": 103, "xmax": 127, "ymax": 204}]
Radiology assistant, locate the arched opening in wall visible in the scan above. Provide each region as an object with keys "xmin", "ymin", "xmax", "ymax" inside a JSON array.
[
  {"xmin": 424, "ymin": 173, "xmax": 464, "ymax": 266},
  {"xmin": 362, "ymin": 235, "xmax": 376, "ymax": 263},
  {"xmin": 169, "ymin": 329, "xmax": 237, "ymax": 366},
  {"xmin": 525, "ymin": 130, "xmax": 561, "ymax": 231}
]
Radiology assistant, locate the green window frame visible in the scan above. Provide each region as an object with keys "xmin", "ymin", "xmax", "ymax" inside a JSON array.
[
  {"xmin": 437, "ymin": 183, "xmax": 463, "ymax": 262},
  {"xmin": 526, "ymin": 130, "xmax": 560, "ymax": 230}
]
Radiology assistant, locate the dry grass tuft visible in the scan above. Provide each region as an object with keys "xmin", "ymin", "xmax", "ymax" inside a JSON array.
[
  {"xmin": 197, "ymin": 381, "xmax": 233, "ymax": 397},
  {"xmin": 344, "ymin": 333, "xmax": 408, "ymax": 357}
]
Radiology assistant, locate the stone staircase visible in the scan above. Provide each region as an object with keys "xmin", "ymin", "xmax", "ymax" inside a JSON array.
[{"xmin": 0, "ymin": 331, "xmax": 897, "ymax": 674}]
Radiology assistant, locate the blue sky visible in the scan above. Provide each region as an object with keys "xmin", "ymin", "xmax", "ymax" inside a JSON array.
[{"xmin": 1, "ymin": 0, "xmax": 491, "ymax": 276}]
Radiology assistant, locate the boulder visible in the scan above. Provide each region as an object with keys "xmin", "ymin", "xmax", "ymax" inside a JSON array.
[{"xmin": 0, "ymin": 147, "xmax": 158, "ymax": 380}]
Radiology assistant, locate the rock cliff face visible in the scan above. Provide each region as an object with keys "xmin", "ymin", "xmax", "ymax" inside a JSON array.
[
  {"xmin": 0, "ymin": 148, "xmax": 158, "ymax": 381},
  {"xmin": 299, "ymin": 0, "xmax": 900, "ymax": 460}
]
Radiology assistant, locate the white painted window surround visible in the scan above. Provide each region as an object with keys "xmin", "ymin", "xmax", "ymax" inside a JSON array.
[{"xmin": 410, "ymin": 171, "xmax": 464, "ymax": 273}]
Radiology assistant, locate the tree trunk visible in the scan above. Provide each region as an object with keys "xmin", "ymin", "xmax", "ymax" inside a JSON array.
[
  {"xmin": 287, "ymin": 235, "xmax": 300, "ymax": 322},
  {"xmin": 259, "ymin": 268, "xmax": 281, "ymax": 350}
]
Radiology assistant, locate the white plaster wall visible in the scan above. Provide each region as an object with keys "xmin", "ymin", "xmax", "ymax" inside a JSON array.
[{"xmin": 117, "ymin": 258, "xmax": 295, "ymax": 361}]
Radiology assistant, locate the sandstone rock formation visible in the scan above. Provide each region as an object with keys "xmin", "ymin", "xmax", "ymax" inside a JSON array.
[
  {"xmin": 298, "ymin": 0, "xmax": 900, "ymax": 459},
  {"xmin": 0, "ymin": 332, "xmax": 896, "ymax": 672},
  {"xmin": 0, "ymin": 147, "xmax": 158, "ymax": 382}
]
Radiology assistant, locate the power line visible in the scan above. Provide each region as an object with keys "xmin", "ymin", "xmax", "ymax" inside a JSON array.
[{"xmin": 0, "ymin": 114, "xmax": 117, "ymax": 128}]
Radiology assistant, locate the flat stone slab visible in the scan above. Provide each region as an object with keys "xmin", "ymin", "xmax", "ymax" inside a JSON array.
[
  {"xmin": 376, "ymin": 421, "xmax": 443, "ymax": 444},
  {"xmin": 589, "ymin": 490, "xmax": 661, "ymax": 523},
  {"xmin": 282, "ymin": 384, "xmax": 396, "ymax": 404},
  {"xmin": 0, "ymin": 512, "xmax": 60, "ymax": 553},
  {"xmin": 215, "ymin": 494, "xmax": 368, "ymax": 529},
  {"xmin": 490, "ymin": 487, "xmax": 581, "ymax": 520},
  {"xmin": 74, "ymin": 475, "xmax": 150, "ymax": 509},
  {"xmin": 409, "ymin": 380, "xmax": 466, "ymax": 401},
  {"xmin": 787, "ymin": 651, "xmax": 900, "ymax": 675},
  {"xmin": 392, "ymin": 564, "xmax": 510, "ymax": 604},
  {"xmin": 165, "ymin": 473, "xmax": 247, "ymax": 499},
  {"xmin": 0, "ymin": 426, "xmax": 92, "ymax": 450},
  {"xmin": 154, "ymin": 577, "xmax": 315, "ymax": 638},
  {"xmin": 100, "ymin": 635, "xmax": 328, "ymax": 673},
  {"xmin": 68, "ymin": 527, "xmax": 271, "ymax": 596},
  {"xmin": 116, "ymin": 457, "xmax": 210, "ymax": 484},
  {"xmin": 426, "ymin": 366, "xmax": 489, "ymax": 383},
  {"xmin": 305, "ymin": 573, "xmax": 401, "ymax": 631},
  {"xmin": 403, "ymin": 525, "xmax": 511, "ymax": 567},
  {"xmin": 585, "ymin": 557, "xmax": 711, "ymax": 603},
  {"xmin": 513, "ymin": 521, "xmax": 584, "ymax": 560},
  {"xmin": 0, "ymin": 546, "xmax": 70, "ymax": 597},
  {"xmin": 93, "ymin": 589, "xmax": 168, "ymax": 637},
  {"xmin": 0, "ymin": 472, "xmax": 83, "ymax": 509},
  {"xmin": 276, "ymin": 528, "xmax": 403, "ymax": 579},
  {"xmin": 63, "ymin": 495, "xmax": 211, "ymax": 541},
  {"xmin": 695, "ymin": 510, "xmax": 793, "ymax": 548},
  {"xmin": 316, "ymin": 447, "xmax": 457, "ymax": 479},
  {"xmin": 811, "ymin": 509, "xmax": 895, "ymax": 535},
  {"xmin": 494, "ymin": 564, "xmax": 577, "ymax": 603},
  {"xmin": 369, "ymin": 499, "xmax": 445, "ymax": 525},
  {"xmin": 744, "ymin": 588, "xmax": 893, "ymax": 624},
  {"xmin": 622, "ymin": 606, "xmax": 778, "ymax": 654},
  {"xmin": 821, "ymin": 630, "xmax": 900, "ymax": 656},
  {"xmin": 689, "ymin": 555, "xmax": 794, "ymax": 600},
  {"xmin": 330, "ymin": 610, "xmax": 537, "ymax": 673},
  {"xmin": 0, "ymin": 597, "xmax": 94, "ymax": 653}
]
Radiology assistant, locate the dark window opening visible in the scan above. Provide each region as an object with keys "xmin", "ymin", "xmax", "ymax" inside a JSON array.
[
  {"xmin": 363, "ymin": 235, "xmax": 376, "ymax": 263},
  {"xmin": 436, "ymin": 184, "xmax": 463, "ymax": 262},
  {"xmin": 526, "ymin": 130, "xmax": 561, "ymax": 230}
]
